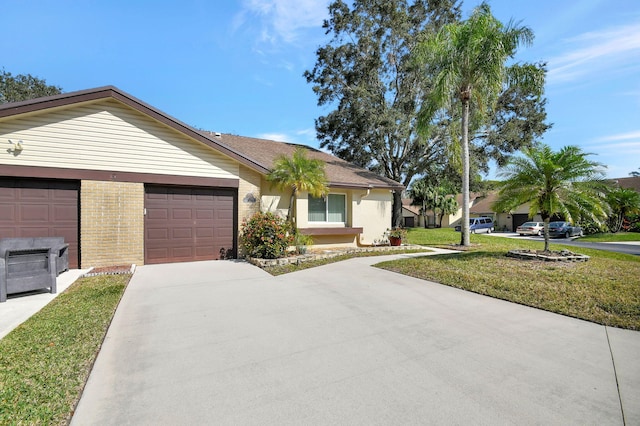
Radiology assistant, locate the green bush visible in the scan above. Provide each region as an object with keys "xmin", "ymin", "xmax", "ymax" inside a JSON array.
[
  {"xmin": 578, "ymin": 218, "xmax": 608, "ymax": 235},
  {"xmin": 241, "ymin": 212, "xmax": 294, "ymax": 259}
]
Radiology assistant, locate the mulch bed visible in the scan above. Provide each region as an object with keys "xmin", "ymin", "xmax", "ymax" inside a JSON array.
[{"xmin": 506, "ymin": 249, "xmax": 589, "ymax": 262}]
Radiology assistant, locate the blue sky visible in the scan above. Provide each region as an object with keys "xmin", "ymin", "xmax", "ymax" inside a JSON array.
[{"xmin": 3, "ymin": 0, "xmax": 639, "ymax": 179}]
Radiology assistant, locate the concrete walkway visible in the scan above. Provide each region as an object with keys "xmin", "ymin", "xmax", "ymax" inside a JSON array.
[
  {"xmin": 0, "ymin": 269, "xmax": 90, "ymax": 340},
  {"xmin": 72, "ymin": 254, "xmax": 640, "ymax": 425}
]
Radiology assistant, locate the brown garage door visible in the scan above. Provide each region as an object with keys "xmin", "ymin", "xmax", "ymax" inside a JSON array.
[
  {"xmin": 144, "ymin": 185, "xmax": 235, "ymax": 264},
  {"xmin": 0, "ymin": 178, "xmax": 80, "ymax": 268}
]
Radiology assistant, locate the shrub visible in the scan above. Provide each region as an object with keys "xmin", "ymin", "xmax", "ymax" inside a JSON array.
[
  {"xmin": 578, "ymin": 218, "xmax": 608, "ymax": 235},
  {"xmin": 241, "ymin": 212, "xmax": 294, "ymax": 259}
]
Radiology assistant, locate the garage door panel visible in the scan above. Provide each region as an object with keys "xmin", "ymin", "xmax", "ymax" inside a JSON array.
[
  {"xmin": 196, "ymin": 227, "xmax": 214, "ymax": 238},
  {"xmin": 20, "ymin": 227, "xmax": 52, "ymax": 238},
  {"xmin": 18, "ymin": 188, "xmax": 50, "ymax": 200},
  {"xmin": 0, "ymin": 205, "xmax": 16, "ymax": 221},
  {"xmin": 20, "ymin": 204, "xmax": 50, "ymax": 221},
  {"xmin": 146, "ymin": 248, "xmax": 169, "ymax": 261},
  {"xmin": 172, "ymin": 247, "xmax": 194, "ymax": 258},
  {"xmin": 216, "ymin": 226, "xmax": 234, "ymax": 237},
  {"xmin": 172, "ymin": 228, "xmax": 192, "ymax": 239},
  {"xmin": 145, "ymin": 185, "xmax": 235, "ymax": 264},
  {"xmin": 52, "ymin": 205, "xmax": 77, "ymax": 221},
  {"xmin": 196, "ymin": 209, "xmax": 214, "ymax": 219},
  {"xmin": 147, "ymin": 208, "xmax": 168, "ymax": 220},
  {"xmin": 217, "ymin": 209, "xmax": 234, "ymax": 220},
  {"xmin": 171, "ymin": 209, "xmax": 192, "ymax": 220},
  {"xmin": 146, "ymin": 228, "xmax": 169, "ymax": 240},
  {"xmin": 0, "ymin": 178, "xmax": 79, "ymax": 268}
]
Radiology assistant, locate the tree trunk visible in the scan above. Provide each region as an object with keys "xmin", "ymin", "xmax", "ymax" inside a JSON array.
[
  {"xmin": 392, "ymin": 190, "xmax": 403, "ymax": 228},
  {"xmin": 543, "ymin": 215, "xmax": 550, "ymax": 252},
  {"xmin": 460, "ymin": 98, "xmax": 471, "ymax": 246},
  {"xmin": 287, "ymin": 188, "xmax": 297, "ymax": 225}
]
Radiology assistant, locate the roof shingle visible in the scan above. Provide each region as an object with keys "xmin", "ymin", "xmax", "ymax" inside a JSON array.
[{"xmin": 206, "ymin": 132, "xmax": 403, "ymax": 190}]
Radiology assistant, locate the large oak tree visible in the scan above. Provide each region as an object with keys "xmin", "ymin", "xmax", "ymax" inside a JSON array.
[{"xmin": 305, "ymin": 0, "xmax": 462, "ymax": 227}]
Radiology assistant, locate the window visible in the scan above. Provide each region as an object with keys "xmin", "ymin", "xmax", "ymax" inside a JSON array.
[{"xmin": 308, "ymin": 194, "xmax": 346, "ymax": 223}]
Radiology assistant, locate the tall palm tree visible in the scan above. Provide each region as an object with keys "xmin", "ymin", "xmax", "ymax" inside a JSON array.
[
  {"xmin": 416, "ymin": 2, "xmax": 544, "ymax": 246},
  {"xmin": 607, "ymin": 187, "xmax": 640, "ymax": 233},
  {"xmin": 493, "ymin": 144, "xmax": 609, "ymax": 252},
  {"xmin": 267, "ymin": 147, "xmax": 328, "ymax": 224}
]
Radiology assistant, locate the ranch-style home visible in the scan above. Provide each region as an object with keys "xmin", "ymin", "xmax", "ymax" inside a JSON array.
[{"xmin": 0, "ymin": 86, "xmax": 402, "ymax": 268}]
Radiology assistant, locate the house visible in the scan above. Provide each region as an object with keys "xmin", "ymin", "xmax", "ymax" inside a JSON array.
[
  {"xmin": 401, "ymin": 199, "xmax": 423, "ymax": 228},
  {"xmin": 613, "ymin": 176, "xmax": 640, "ymax": 193},
  {"xmin": 0, "ymin": 86, "xmax": 402, "ymax": 268},
  {"xmin": 404, "ymin": 192, "xmax": 482, "ymax": 229}
]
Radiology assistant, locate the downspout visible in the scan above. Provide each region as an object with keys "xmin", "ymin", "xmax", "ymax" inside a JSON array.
[{"xmin": 356, "ymin": 186, "xmax": 373, "ymax": 247}]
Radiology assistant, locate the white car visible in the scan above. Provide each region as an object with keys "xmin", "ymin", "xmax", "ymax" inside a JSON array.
[{"xmin": 516, "ymin": 221, "xmax": 544, "ymax": 236}]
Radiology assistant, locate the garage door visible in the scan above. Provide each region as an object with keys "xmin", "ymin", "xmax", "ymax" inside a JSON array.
[
  {"xmin": 0, "ymin": 178, "xmax": 80, "ymax": 268},
  {"xmin": 144, "ymin": 185, "xmax": 235, "ymax": 264},
  {"xmin": 512, "ymin": 214, "xmax": 530, "ymax": 231}
]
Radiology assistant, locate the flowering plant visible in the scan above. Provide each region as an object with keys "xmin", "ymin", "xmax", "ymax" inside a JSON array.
[
  {"xmin": 387, "ymin": 227, "xmax": 407, "ymax": 239},
  {"xmin": 241, "ymin": 212, "xmax": 294, "ymax": 259}
]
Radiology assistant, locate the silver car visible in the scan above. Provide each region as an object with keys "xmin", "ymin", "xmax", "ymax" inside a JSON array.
[{"xmin": 516, "ymin": 221, "xmax": 544, "ymax": 236}]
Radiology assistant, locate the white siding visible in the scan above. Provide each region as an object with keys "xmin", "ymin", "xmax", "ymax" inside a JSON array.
[{"xmin": 0, "ymin": 99, "xmax": 238, "ymax": 178}]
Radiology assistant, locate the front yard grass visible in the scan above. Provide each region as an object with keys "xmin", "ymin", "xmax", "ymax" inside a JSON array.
[
  {"xmin": 579, "ymin": 232, "xmax": 640, "ymax": 242},
  {"xmin": 377, "ymin": 228, "xmax": 640, "ymax": 330},
  {"xmin": 0, "ymin": 274, "xmax": 130, "ymax": 425}
]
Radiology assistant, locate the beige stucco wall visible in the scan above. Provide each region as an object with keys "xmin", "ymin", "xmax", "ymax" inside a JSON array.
[
  {"xmin": 0, "ymin": 99, "xmax": 239, "ymax": 178},
  {"xmin": 352, "ymin": 189, "xmax": 393, "ymax": 245},
  {"xmin": 260, "ymin": 185, "xmax": 393, "ymax": 248},
  {"xmin": 80, "ymin": 180, "xmax": 144, "ymax": 267}
]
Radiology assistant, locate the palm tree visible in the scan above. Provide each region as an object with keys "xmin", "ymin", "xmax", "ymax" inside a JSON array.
[
  {"xmin": 266, "ymin": 147, "xmax": 328, "ymax": 224},
  {"xmin": 607, "ymin": 187, "xmax": 640, "ymax": 232},
  {"xmin": 416, "ymin": 2, "xmax": 544, "ymax": 246},
  {"xmin": 493, "ymin": 144, "xmax": 609, "ymax": 252},
  {"xmin": 438, "ymin": 195, "xmax": 459, "ymax": 228},
  {"xmin": 408, "ymin": 179, "xmax": 431, "ymax": 228}
]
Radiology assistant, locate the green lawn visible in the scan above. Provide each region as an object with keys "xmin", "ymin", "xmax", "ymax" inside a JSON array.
[
  {"xmin": 579, "ymin": 232, "xmax": 640, "ymax": 242},
  {"xmin": 376, "ymin": 227, "xmax": 640, "ymax": 330},
  {"xmin": 0, "ymin": 274, "xmax": 130, "ymax": 425}
]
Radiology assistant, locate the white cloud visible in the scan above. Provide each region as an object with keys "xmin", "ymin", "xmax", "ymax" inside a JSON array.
[
  {"xmin": 586, "ymin": 131, "xmax": 640, "ymax": 157},
  {"xmin": 547, "ymin": 21, "xmax": 640, "ymax": 84},
  {"xmin": 238, "ymin": 0, "xmax": 329, "ymax": 44},
  {"xmin": 258, "ymin": 132, "xmax": 293, "ymax": 142},
  {"xmin": 596, "ymin": 130, "xmax": 640, "ymax": 142}
]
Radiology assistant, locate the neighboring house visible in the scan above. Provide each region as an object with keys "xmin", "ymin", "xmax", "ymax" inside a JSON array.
[
  {"xmin": 0, "ymin": 86, "xmax": 402, "ymax": 268},
  {"xmin": 613, "ymin": 176, "xmax": 640, "ymax": 193},
  {"xmin": 470, "ymin": 191, "xmax": 543, "ymax": 231},
  {"xmin": 403, "ymin": 194, "xmax": 472, "ymax": 229},
  {"xmin": 401, "ymin": 199, "xmax": 423, "ymax": 228}
]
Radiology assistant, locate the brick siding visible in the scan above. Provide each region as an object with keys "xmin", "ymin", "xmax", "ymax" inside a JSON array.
[{"xmin": 80, "ymin": 180, "xmax": 144, "ymax": 267}]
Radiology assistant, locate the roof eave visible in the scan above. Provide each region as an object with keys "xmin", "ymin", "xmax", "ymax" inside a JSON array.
[{"xmin": 0, "ymin": 86, "xmax": 271, "ymax": 175}]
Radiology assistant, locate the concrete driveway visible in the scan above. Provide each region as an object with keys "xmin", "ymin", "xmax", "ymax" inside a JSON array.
[{"xmin": 71, "ymin": 255, "xmax": 640, "ymax": 425}]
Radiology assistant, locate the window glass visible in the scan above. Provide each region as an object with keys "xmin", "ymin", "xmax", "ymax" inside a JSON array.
[
  {"xmin": 328, "ymin": 194, "xmax": 345, "ymax": 222},
  {"xmin": 308, "ymin": 194, "xmax": 346, "ymax": 223},
  {"xmin": 308, "ymin": 196, "xmax": 326, "ymax": 222}
]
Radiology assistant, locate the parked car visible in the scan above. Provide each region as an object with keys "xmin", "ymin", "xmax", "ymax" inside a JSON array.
[
  {"xmin": 516, "ymin": 221, "xmax": 545, "ymax": 236},
  {"xmin": 455, "ymin": 217, "xmax": 494, "ymax": 234},
  {"xmin": 548, "ymin": 221, "xmax": 583, "ymax": 238}
]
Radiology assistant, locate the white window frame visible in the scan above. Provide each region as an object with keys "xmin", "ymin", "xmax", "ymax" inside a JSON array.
[{"xmin": 308, "ymin": 193, "xmax": 347, "ymax": 225}]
